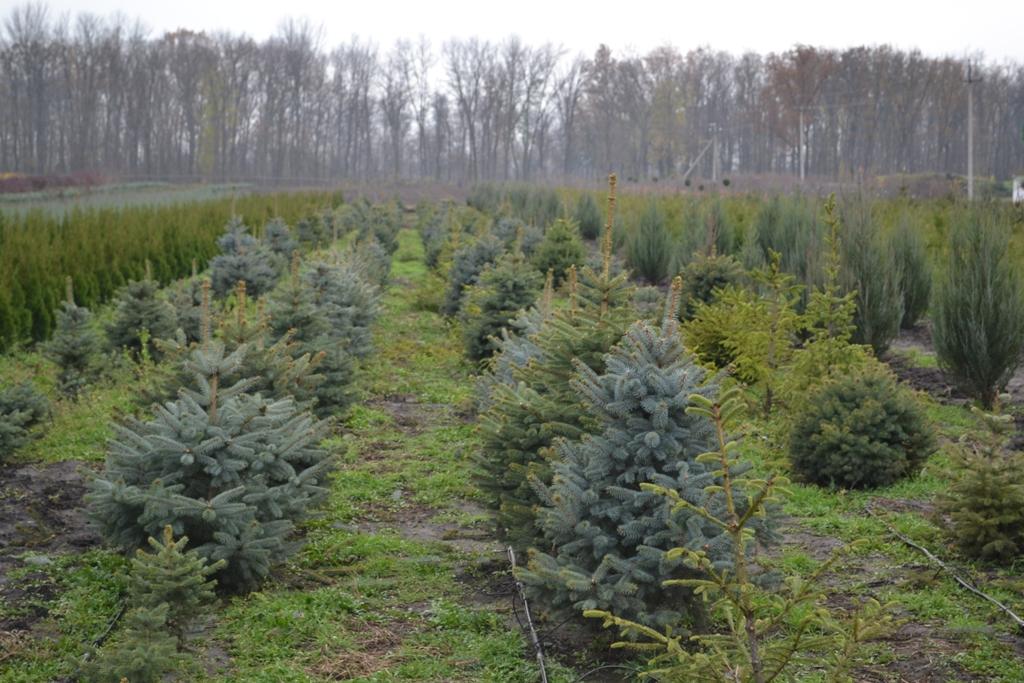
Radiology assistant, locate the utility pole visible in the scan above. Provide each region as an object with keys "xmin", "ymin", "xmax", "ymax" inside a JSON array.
[
  {"xmin": 711, "ymin": 124, "xmax": 720, "ymax": 182},
  {"xmin": 799, "ymin": 109, "xmax": 806, "ymax": 184},
  {"xmin": 966, "ymin": 61, "xmax": 981, "ymax": 201}
]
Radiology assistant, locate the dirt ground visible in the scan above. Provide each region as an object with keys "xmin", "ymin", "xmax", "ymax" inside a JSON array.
[{"xmin": 0, "ymin": 460, "xmax": 99, "ymax": 634}]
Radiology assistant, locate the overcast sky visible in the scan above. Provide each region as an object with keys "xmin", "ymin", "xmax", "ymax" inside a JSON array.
[{"xmin": 17, "ymin": 0, "xmax": 1024, "ymax": 62}]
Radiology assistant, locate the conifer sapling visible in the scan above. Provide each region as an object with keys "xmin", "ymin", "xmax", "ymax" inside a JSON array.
[
  {"xmin": 45, "ymin": 277, "xmax": 102, "ymax": 397},
  {"xmin": 586, "ymin": 387, "xmax": 892, "ymax": 682}
]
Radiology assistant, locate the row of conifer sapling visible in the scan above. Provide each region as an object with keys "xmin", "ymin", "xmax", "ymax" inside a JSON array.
[
  {"xmin": 0, "ymin": 212, "xmax": 388, "ymax": 461},
  {"xmin": 4, "ymin": 214, "xmax": 386, "ymax": 681},
  {"xmin": 457, "ymin": 176, "xmax": 1021, "ymax": 681}
]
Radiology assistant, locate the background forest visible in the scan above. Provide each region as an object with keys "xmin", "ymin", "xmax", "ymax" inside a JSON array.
[{"xmin": 1, "ymin": 4, "xmax": 1023, "ymax": 186}]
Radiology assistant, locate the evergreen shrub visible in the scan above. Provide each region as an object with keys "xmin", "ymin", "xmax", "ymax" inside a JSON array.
[
  {"xmin": 520, "ymin": 312, "xmax": 763, "ymax": 627},
  {"xmin": 88, "ymin": 341, "xmax": 333, "ymax": 591},
  {"xmin": 442, "ymin": 234, "xmax": 505, "ymax": 316},
  {"xmin": 840, "ymin": 199, "xmax": 903, "ymax": 354},
  {"xmin": 45, "ymin": 292, "xmax": 102, "ymax": 397},
  {"xmin": 531, "ymin": 219, "xmax": 585, "ymax": 287},
  {"xmin": 461, "ymin": 253, "xmax": 543, "ymax": 361},
  {"xmin": 574, "ymin": 193, "xmax": 603, "ymax": 240},
  {"xmin": 932, "ymin": 207, "xmax": 1024, "ymax": 408},
  {"xmin": 0, "ymin": 383, "xmax": 50, "ymax": 460},
  {"xmin": 627, "ymin": 201, "xmax": 672, "ymax": 284},
  {"xmin": 105, "ymin": 278, "xmax": 178, "ymax": 360},
  {"xmin": 209, "ymin": 218, "xmax": 279, "ymax": 299},
  {"xmin": 678, "ymin": 253, "xmax": 746, "ymax": 319},
  {"xmin": 789, "ymin": 370, "xmax": 935, "ymax": 489},
  {"xmin": 891, "ymin": 211, "xmax": 931, "ymax": 330},
  {"xmin": 939, "ymin": 408, "xmax": 1024, "ymax": 563}
]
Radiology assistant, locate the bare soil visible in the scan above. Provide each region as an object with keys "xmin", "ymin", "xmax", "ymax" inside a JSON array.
[{"xmin": 0, "ymin": 460, "xmax": 99, "ymax": 633}]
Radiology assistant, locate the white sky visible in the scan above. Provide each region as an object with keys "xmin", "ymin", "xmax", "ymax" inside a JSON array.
[{"xmin": 11, "ymin": 0, "xmax": 1024, "ymax": 62}]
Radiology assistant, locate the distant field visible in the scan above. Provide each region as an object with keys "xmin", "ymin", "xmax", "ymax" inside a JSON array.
[{"xmin": 0, "ymin": 182, "xmax": 257, "ymax": 216}]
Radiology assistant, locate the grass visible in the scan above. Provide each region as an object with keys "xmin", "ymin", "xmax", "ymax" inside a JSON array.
[
  {"xmin": 4, "ymin": 220, "xmax": 1024, "ymax": 681},
  {"xmin": 202, "ymin": 228, "xmax": 575, "ymax": 681},
  {"xmin": 1, "ymin": 227, "xmax": 573, "ymax": 682},
  {"xmin": 0, "ymin": 551, "xmax": 128, "ymax": 682}
]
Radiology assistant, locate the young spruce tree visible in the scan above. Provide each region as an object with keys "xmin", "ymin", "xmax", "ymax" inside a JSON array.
[
  {"xmin": 461, "ymin": 252, "xmax": 543, "ymax": 361},
  {"xmin": 105, "ymin": 265, "xmax": 178, "ymax": 361},
  {"xmin": 209, "ymin": 217, "xmax": 279, "ymax": 298},
  {"xmin": 520, "ymin": 281, "xmax": 752, "ymax": 627},
  {"xmin": 88, "ymin": 335, "xmax": 333, "ymax": 592},
  {"xmin": 129, "ymin": 525, "xmax": 224, "ymax": 641},
  {"xmin": 81, "ymin": 604, "xmax": 182, "ymax": 683},
  {"xmin": 586, "ymin": 388, "xmax": 891, "ymax": 681},
  {"xmin": 531, "ymin": 218, "xmax": 585, "ymax": 287},
  {"xmin": 474, "ymin": 175, "xmax": 636, "ymax": 550},
  {"xmin": 0, "ymin": 383, "xmax": 50, "ymax": 461},
  {"xmin": 45, "ymin": 277, "xmax": 101, "ymax": 398}
]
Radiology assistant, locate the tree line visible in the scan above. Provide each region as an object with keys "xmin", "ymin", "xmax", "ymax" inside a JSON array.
[{"xmin": 2, "ymin": 4, "xmax": 1022, "ymax": 185}]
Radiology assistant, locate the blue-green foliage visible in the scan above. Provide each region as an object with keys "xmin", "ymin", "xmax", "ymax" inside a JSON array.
[
  {"xmin": 209, "ymin": 218, "xmax": 279, "ymax": 299},
  {"xmin": 263, "ymin": 218, "xmax": 298, "ymax": 260},
  {"xmin": 105, "ymin": 278, "xmax": 178, "ymax": 359},
  {"xmin": 520, "ymin": 317, "xmax": 752, "ymax": 627},
  {"xmin": 45, "ymin": 300, "xmax": 102, "ymax": 397},
  {"xmin": 88, "ymin": 342, "xmax": 333, "ymax": 592},
  {"xmin": 443, "ymin": 234, "xmax": 505, "ymax": 316},
  {"xmin": 303, "ymin": 261, "xmax": 380, "ymax": 359},
  {"xmin": 0, "ymin": 382, "xmax": 50, "ymax": 460},
  {"xmin": 493, "ymin": 215, "xmax": 543, "ymax": 257}
]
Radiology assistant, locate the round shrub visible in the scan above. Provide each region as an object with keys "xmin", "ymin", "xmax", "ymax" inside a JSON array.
[
  {"xmin": 531, "ymin": 219, "xmax": 584, "ymax": 287},
  {"xmin": 678, "ymin": 253, "xmax": 746, "ymax": 319},
  {"xmin": 789, "ymin": 371, "xmax": 935, "ymax": 489}
]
